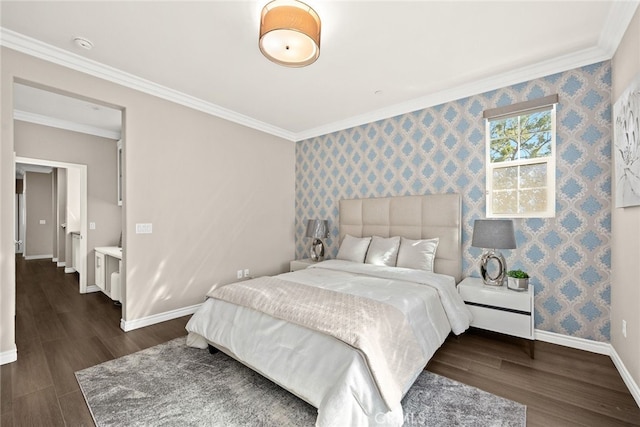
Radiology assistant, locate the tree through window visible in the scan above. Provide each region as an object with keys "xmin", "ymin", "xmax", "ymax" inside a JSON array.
[{"xmin": 484, "ymin": 97, "xmax": 557, "ymax": 218}]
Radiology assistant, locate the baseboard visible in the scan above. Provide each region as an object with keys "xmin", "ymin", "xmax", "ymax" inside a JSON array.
[
  {"xmin": 57, "ymin": 261, "xmax": 65, "ymax": 267},
  {"xmin": 120, "ymin": 303, "xmax": 202, "ymax": 332},
  {"xmin": 534, "ymin": 329, "xmax": 610, "ymax": 355},
  {"xmin": 24, "ymin": 254, "xmax": 54, "ymax": 260},
  {"xmin": 52, "ymin": 257, "xmax": 58, "ymax": 262},
  {"xmin": 610, "ymin": 346, "xmax": 640, "ymax": 407},
  {"xmin": 536, "ymin": 329, "xmax": 639, "ymax": 408},
  {"xmin": 64, "ymin": 267, "xmax": 76, "ymax": 273},
  {"xmin": 85, "ymin": 285, "xmax": 101, "ymax": 293},
  {"xmin": 0, "ymin": 345, "xmax": 17, "ymax": 365}
]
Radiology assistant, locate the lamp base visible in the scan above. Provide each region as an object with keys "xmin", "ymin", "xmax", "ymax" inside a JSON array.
[
  {"xmin": 310, "ymin": 238, "xmax": 325, "ymax": 262},
  {"xmin": 480, "ymin": 249, "xmax": 507, "ymax": 286}
]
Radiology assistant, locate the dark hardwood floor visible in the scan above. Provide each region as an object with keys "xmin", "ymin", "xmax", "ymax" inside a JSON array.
[
  {"xmin": 1, "ymin": 257, "xmax": 639, "ymax": 426},
  {"xmin": 1, "ymin": 257, "xmax": 189, "ymax": 426},
  {"xmin": 428, "ymin": 330, "xmax": 640, "ymax": 426}
]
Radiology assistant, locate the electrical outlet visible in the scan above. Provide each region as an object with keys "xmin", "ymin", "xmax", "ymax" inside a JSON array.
[
  {"xmin": 237, "ymin": 270, "xmax": 243, "ymax": 279},
  {"xmin": 39, "ymin": 219, "xmax": 46, "ymax": 225},
  {"xmin": 89, "ymin": 222, "xmax": 96, "ymax": 230},
  {"xmin": 622, "ymin": 320, "xmax": 627, "ymax": 338},
  {"xmin": 244, "ymin": 269, "xmax": 250, "ymax": 278}
]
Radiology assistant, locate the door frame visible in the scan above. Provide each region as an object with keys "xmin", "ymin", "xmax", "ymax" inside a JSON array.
[{"xmin": 15, "ymin": 156, "xmax": 88, "ymax": 293}]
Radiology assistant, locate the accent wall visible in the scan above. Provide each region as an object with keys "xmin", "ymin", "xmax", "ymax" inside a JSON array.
[{"xmin": 296, "ymin": 61, "xmax": 612, "ymax": 342}]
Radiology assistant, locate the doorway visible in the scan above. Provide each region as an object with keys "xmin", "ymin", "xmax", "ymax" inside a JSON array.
[
  {"xmin": 13, "ymin": 80, "xmax": 123, "ymax": 293},
  {"xmin": 15, "ymin": 157, "xmax": 89, "ymax": 293}
]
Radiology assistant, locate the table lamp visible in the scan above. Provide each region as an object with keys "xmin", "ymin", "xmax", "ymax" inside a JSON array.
[
  {"xmin": 471, "ymin": 219, "xmax": 516, "ymax": 286},
  {"xmin": 305, "ymin": 219, "xmax": 329, "ymax": 262}
]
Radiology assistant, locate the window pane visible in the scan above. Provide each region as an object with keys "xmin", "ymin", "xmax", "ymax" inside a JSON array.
[
  {"xmin": 485, "ymin": 104, "xmax": 555, "ymax": 218},
  {"xmin": 490, "ymin": 117, "xmax": 518, "ymax": 139},
  {"xmin": 521, "ymin": 111, "xmax": 551, "ymax": 132},
  {"xmin": 519, "ymin": 163, "xmax": 547, "ymax": 188},
  {"xmin": 519, "ymin": 131, "xmax": 552, "ymax": 159},
  {"xmin": 490, "ymin": 138, "xmax": 518, "ymax": 163},
  {"xmin": 493, "ymin": 166, "xmax": 517, "ymax": 190},
  {"xmin": 492, "ymin": 190, "xmax": 517, "ymax": 214},
  {"xmin": 519, "ymin": 188, "xmax": 547, "ymax": 213}
]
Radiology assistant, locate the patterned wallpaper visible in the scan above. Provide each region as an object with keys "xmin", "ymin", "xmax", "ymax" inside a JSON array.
[{"xmin": 295, "ymin": 61, "xmax": 612, "ymax": 342}]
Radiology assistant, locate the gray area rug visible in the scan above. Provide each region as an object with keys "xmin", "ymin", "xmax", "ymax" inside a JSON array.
[{"xmin": 76, "ymin": 337, "xmax": 526, "ymax": 426}]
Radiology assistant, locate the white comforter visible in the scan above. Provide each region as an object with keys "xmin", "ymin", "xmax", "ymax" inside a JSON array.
[{"xmin": 186, "ymin": 260, "xmax": 471, "ymax": 426}]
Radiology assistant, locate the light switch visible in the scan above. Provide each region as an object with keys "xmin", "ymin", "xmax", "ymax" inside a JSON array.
[
  {"xmin": 39, "ymin": 220, "xmax": 46, "ymax": 225},
  {"xmin": 135, "ymin": 223, "xmax": 153, "ymax": 234},
  {"xmin": 89, "ymin": 222, "xmax": 96, "ymax": 230}
]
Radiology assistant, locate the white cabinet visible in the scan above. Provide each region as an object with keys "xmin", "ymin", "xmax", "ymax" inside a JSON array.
[
  {"xmin": 458, "ymin": 276, "xmax": 535, "ymax": 357},
  {"xmin": 94, "ymin": 246, "xmax": 122, "ymax": 302}
]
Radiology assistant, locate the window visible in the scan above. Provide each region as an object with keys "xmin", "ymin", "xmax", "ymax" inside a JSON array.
[{"xmin": 484, "ymin": 95, "xmax": 557, "ymax": 218}]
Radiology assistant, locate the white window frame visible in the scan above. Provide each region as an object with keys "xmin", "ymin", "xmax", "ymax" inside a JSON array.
[{"xmin": 485, "ymin": 104, "xmax": 557, "ymax": 218}]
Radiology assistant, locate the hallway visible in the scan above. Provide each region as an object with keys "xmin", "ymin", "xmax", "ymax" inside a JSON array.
[{"xmin": 1, "ymin": 257, "xmax": 189, "ymax": 426}]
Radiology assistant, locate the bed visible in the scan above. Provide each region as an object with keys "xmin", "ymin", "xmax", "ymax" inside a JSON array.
[{"xmin": 186, "ymin": 194, "xmax": 471, "ymax": 426}]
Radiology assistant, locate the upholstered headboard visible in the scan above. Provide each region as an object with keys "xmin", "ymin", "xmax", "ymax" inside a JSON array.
[{"xmin": 339, "ymin": 194, "xmax": 462, "ymax": 283}]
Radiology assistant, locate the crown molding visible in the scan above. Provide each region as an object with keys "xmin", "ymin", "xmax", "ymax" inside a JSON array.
[
  {"xmin": 0, "ymin": 28, "xmax": 297, "ymax": 142},
  {"xmin": 2, "ymin": 0, "xmax": 635, "ymax": 144},
  {"xmin": 295, "ymin": 2, "xmax": 636, "ymax": 141},
  {"xmin": 14, "ymin": 109, "xmax": 121, "ymax": 140},
  {"xmin": 599, "ymin": 1, "xmax": 639, "ymax": 55},
  {"xmin": 296, "ymin": 44, "xmax": 611, "ymax": 140}
]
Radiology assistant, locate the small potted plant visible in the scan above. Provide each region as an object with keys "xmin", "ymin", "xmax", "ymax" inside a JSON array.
[{"xmin": 507, "ymin": 269, "xmax": 529, "ymax": 291}]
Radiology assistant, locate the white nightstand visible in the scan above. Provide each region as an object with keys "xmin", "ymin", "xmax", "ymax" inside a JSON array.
[
  {"xmin": 290, "ymin": 258, "xmax": 316, "ymax": 272},
  {"xmin": 458, "ymin": 276, "xmax": 535, "ymax": 357}
]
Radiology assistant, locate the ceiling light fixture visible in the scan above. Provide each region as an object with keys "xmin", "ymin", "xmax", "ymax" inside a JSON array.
[{"xmin": 259, "ymin": 0, "xmax": 321, "ymax": 67}]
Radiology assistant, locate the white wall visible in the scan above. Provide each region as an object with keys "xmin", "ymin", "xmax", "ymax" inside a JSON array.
[
  {"xmin": 24, "ymin": 171, "xmax": 53, "ymax": 258},
  {"xmin": 611, "ymin": 6, "xmax": 640, "ymax": 396},
  {"xmin": 66, "ymin": 166, "xmax": 80, "ymax": 235},
  {"xmin": 1, "ymin": 47, "xmax": 295, "ymax": 357},
  {"xmin": 51, "ymin": 170, "xmax": 57, "ymax": 260},
  {"xmin": 56, "ymin": 168, "xmax": 66, "ymax": 265}
]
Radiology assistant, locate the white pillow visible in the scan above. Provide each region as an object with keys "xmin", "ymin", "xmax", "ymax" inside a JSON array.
[
  {"xmin": 396, "ymin": 237, "xmax": 439, "ymax": 271},
  {"xmin": 365, "ymin": 236, "xmax": 401, "ymax": 267},
  {"xmin": 336, "ymin": 235, "xmax": 372, "ymax": 263}
]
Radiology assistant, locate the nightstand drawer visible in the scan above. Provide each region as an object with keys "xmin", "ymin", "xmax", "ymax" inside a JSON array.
[
  {"xmin": 466, "ymin": 304, "xmax": 533, "ymax": 339},
  {"xmin": 459, "ymin": 284, "xmax": 531, "ymax": 312},
  {"xmin": 290, "ymin": 259, "xmax": 315, "ymax": 272}
]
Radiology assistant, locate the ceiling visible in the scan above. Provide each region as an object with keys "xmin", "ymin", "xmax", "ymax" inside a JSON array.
[
  {"xmin": 13, "ymin": 83, "xmax": 122, "ymax": 140},
  {"xmin": 1, "ymin": 1, "xmax": 637, "ymax": 142}
]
